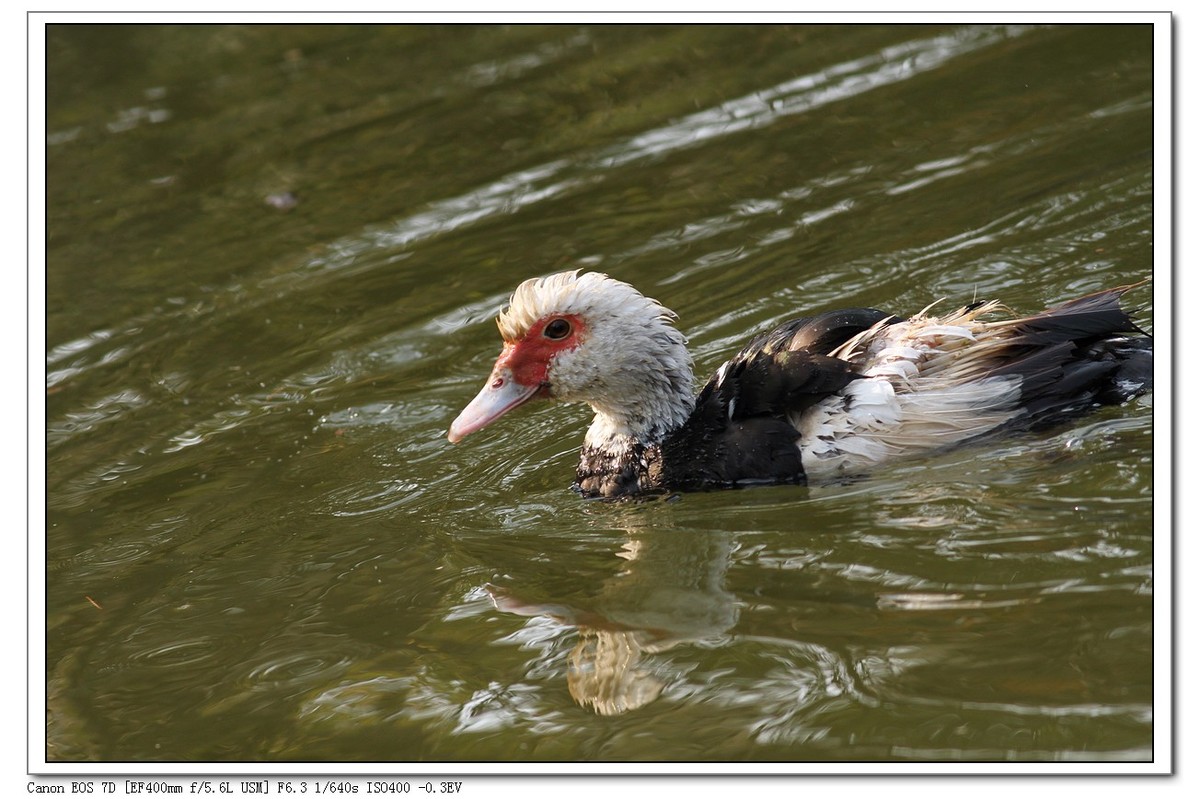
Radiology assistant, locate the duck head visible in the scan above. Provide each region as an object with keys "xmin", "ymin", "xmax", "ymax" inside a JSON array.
[{"xmin": 448, "ymin": 271, "xmax": 695, "ymax": 447}]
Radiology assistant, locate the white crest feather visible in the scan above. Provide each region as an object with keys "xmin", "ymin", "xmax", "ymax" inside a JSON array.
[{"xmin": 497, "ymin": 270, "xmax": 678, "ymax": 342}]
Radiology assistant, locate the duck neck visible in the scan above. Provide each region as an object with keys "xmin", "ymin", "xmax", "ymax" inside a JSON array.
[{"xmin": 582, "ymin": 367, "xmax": 696, "ymax": 453}]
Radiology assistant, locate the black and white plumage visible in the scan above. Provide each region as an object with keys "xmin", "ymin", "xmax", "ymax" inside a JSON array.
[{"xmin": 449, "ymin": 271, "xmax": 1152, "ymax": 498}]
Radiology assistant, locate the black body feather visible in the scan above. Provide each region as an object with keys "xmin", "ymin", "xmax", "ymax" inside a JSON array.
[{"xmin": 985, "ymin": 286, "xmax": 1152, "ymax": 426}]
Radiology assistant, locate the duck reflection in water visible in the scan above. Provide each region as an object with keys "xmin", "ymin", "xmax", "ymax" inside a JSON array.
[{"xmin": 486, "ymin": 526, "xmax": 739, "ymax": 715}]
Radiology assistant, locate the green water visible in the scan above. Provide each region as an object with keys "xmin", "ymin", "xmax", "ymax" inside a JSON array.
[{"xmin": 44, "ymin": 23, "xmax": 1155, "ymax": 763}]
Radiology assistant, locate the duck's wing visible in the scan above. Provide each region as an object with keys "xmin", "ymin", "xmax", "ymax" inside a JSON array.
[
  {"xmin": 971, "ymin": 284, "xmax": 1152, "ymax": 423},
  {"xmin": 797, "ymin": 285, "xmax": 1152, "ymax": 479},
  {"xmin": 656, "ymin": 309, "xmax": 895, "ymax": 490},
  {"xmin": 737, "ymin": 307, "xmax": 898, "ymax": 358}
]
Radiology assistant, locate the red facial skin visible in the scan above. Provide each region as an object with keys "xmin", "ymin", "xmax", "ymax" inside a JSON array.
[
  {"xmin": 498, "ymin": 313, "xmax": 587, "ymax": 392},
  {"xmin": 447, "ymin": 313, "xmax": 587, "ymax": 443}
]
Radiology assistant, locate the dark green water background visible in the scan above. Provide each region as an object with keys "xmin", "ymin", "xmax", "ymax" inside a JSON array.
[{"xmin": 45, "ymin": 23, "xmax": 1155, "ymax": 762}]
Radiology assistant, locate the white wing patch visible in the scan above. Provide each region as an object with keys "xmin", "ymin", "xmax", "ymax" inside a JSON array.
[{"xmin": 796, "ymin": 309, "xmax": 1023, "ymax": 480}]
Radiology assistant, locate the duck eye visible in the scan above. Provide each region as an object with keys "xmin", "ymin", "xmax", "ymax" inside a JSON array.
[{"xmin": 544, "ymin": 318, "xmax": 572, "ymax": 340}]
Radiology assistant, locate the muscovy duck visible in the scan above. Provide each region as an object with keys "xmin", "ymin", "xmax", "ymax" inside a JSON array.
[{"xmin": 448, "ymin": 271, "xmax": 1152, "ymax": 498}]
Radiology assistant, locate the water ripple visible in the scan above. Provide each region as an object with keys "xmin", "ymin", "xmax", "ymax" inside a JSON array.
[
  {"xmin": 593, "ymin": 26, "xmax": 1036, "ymax": 169},
  {"xmin": 289, "ymin": 25, "xmax": 1033, "ymax": 286}
]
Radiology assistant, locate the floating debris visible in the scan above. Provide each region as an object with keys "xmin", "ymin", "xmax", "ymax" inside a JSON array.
[{"xmin": 265, "ymin": 191, "xmax": 300, "ymax": 211}]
